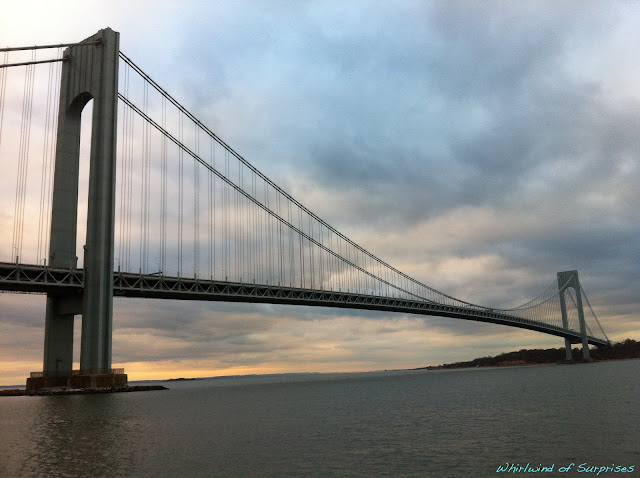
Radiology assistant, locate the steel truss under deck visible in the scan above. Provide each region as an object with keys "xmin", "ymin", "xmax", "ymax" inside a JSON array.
[{"xmin": 0, "ymin": 261, "xmax": 608, "ymax": 347}]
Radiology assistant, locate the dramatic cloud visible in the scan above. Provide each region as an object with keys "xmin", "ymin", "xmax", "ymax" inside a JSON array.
[{"xmin": 1, "ymin": 1, "xmax": 638, "ymax": 385}]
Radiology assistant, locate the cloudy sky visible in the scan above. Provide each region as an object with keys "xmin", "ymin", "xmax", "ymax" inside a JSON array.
[{"xmin": 1, "ymin": 1, "xmax": 639, "ymax": 385}]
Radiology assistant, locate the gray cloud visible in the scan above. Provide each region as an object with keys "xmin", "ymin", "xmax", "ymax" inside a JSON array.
[{"xmin": 1, "ymin": 2, "xmax": 638, "ymax": 383}]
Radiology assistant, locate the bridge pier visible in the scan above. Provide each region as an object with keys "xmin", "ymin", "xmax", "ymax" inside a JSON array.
[
  {"xmin": 557, "ymin": 270, "xmax": 590, "ymax": 361},
  {"xmin": 43, "ymin": 298, "xmax": 75, "ymax": 376},
  {"xmin": 30, "ymin": 28, "xmax": 123, "ymax": 390}
]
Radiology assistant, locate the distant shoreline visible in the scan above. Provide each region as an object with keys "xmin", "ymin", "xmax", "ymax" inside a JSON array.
[
  {"xmin": 411, "ymin": 356, "xmax": 640, "ymax": 371},
  {"xmin": 2, "ymin": 339, "xmax": 637, "ymax": 392},
  {"xmin": 411, "ymin": 339, "xmax": 639, "ymax": 371}
]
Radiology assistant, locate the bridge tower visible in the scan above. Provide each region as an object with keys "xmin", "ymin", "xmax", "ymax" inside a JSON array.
[
  {"xmin": 29, "ymin": 28, "xmax": 124, "ymax": 390},
  {"xmin": 557, "ymin": 270, "xmax": 590, "ymax": 361}
]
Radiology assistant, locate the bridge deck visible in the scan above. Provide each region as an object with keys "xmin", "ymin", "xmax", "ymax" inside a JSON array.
[{"xmin": 0, "ymin": 262, "xmax": 609, "ymax": 347}]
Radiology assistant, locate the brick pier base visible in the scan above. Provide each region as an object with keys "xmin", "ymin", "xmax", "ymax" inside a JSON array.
[{"xmin": 26, "ymin": 372, "xmax": 128, "ymax": 393}]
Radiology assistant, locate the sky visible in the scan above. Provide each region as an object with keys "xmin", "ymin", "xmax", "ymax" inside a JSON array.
[{"xmin": 1, "ymin": 0, "xmax": 639, "ymax": 385}]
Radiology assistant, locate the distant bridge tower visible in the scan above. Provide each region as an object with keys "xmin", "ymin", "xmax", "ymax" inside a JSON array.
[
  {"xmin": 557, "ymin": 270, "xmax": 590, "ymax": 361},
  {"xmin": 39, "ymin": 28, "xmax": 122, "ymax": 386}
]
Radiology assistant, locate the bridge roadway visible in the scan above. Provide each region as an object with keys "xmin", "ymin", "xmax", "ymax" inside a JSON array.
[{"xmin": 0, "ymin": 261, "xmax": 609, "ymax": 347}]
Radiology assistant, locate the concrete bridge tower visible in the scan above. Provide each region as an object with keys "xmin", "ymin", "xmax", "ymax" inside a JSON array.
[
  {"xmin": 557, "ymin": 270, "xmax": 590, "ymax": 361},
  {"xmin": 29, "ymin": 28, "xmax": 125, "ymax": 390}
]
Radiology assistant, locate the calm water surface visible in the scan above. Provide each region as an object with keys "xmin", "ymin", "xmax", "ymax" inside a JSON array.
[{"xmin": 1, "ymin": 360, "xmax": 638, "ymax": 477}]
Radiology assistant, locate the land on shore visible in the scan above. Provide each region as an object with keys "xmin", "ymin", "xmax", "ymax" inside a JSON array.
[{"xmin": 414, "ymin": 338, "xmax": 640, "ymax": 370}]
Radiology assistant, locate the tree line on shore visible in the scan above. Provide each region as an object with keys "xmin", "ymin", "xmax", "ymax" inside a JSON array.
[{"xmin": 417, "ymin": 338, "xmax": 640, "ymax": 370}]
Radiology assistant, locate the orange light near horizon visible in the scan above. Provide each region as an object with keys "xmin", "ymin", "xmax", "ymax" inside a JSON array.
[{"xmin": 113, "ymin": 359, "xmax": 392, "ymax": 382}]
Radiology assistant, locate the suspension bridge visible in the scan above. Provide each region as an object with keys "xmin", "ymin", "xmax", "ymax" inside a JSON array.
[{"xmin": 0, "ymin": 29, "xmax": 609, "ymax": 390}]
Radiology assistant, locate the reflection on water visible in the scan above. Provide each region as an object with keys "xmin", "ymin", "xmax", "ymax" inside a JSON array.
[
  {"xmin": 2, "ymin": 395, "xmax": 142, "ymax": 477},
  {"xmin": 1, "ymin": 361, "xmax": 639, "ymax": 477}
]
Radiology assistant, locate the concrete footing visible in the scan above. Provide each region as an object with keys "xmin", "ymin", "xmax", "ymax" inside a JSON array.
[{"xmin": 26, "ymin": 372, "xmax": 127, "ymax": 393}]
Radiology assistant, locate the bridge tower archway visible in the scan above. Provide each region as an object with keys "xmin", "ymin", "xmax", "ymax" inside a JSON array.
[{"xmin": 43, "ymin": 28, "xmax": 119, "ymax": 377}]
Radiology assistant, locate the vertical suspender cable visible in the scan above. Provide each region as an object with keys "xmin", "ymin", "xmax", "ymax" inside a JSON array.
[
  {"xmin": 238, "ymin": 161, "xmax": 242, "ymax": 281},
  {"xmin": 264, "ymin": 182, "xmax": 269, "ymax": 285},
  {"xmin": 251, "ymin": 172, "xmax": 256, "ymax": 282},
  {"xmin": 308, "ymin": 215, "xmax": 314, "ymax": 290},
  {"xmin": 117, "ymin": 62, "xmax": 128, "ymax": 270},
  {"xmin": 213, "ymin": 140, "xmax": 217, "ymax": 279},
  {"xmin": 235, "ymin": 153, "xmax": 239, "ymax": 280},
  {"xmin": 178, "ymin": 110, "xmax": 184, "ymax": 276},
  {"xmin": 126, "ymin": 71, "xmax": 135, "ymax": 271},
  {"xmin": 160, "ymin": 95, "xmax": 167, "ymax": 273},
  {"xmin": 255, "ymin": 173, "xmax": 259, "ymax": 282},
  {"xmin": 288, "ymin": 200, "xmax": 293, "ymax": 286},
  {"xmin": 145, "ymin": 83, "xmax": 151, "ymax": 273},
  {"xmin": 194, "ymin": 124, "xmax": 199, "ymax": 278},
  {"xmin": 13, "ymin": 53, "xmax": 35, "ymax": 261},
  {"xmin": 254, "ymin": 174, "xmax": 258, "ymax": 283},
  {"xmin": 299, "ymin": 208, "xmax": 304, "ymax": 288},
  {"xmin": 319, "ymin": 225, "xmax": 324, "ymax": 289},
  {"xmin": 328, "ymin": 230, "xmax": 333, "ymax": 290},
  {"xmin": 37, "ymin": 58, "xmax": 58, "ymax": 264},
  {"xmin": 232, "ymin": 162, "xmax": 237, "ymax": 281},
  {"xmin": 209, "ymin": 136, "xmax": 214, "ymax": 279},
  {"xmin": 260, "ymin": 178, "xmax": 265, "ymax": 283},
  {"xmin": 223, "ymin": 148, "xmax": 228, "ymax": 280},
  {"xmin": 125, "ymin": 72, "xmax": 135, "ymax": 271},
  {"xmin": 140, "ymin": 80, "xmax": 149, "ymax": 273},
  {"xmin": 277, "ymin": 193, "xmax": 282, "ymax": 285},
  {"xmin": 0, "ymin": 51, "xmax": 7, "ymax": 149},
  {"xmin": 140, "ymin": 81, "xmax": 146, "ymax": 272},
  {"xmin": 43, "ymin": 52, "xmax": 61, "ymax": 266}
]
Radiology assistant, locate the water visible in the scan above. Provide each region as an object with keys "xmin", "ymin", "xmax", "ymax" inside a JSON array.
[{"xmin": 1, "ymin": 361, "xmax": 638, "ymax": 477}]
